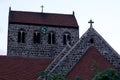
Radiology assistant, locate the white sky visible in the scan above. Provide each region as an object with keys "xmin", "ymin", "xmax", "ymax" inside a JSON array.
[{"xmin": 0, "ymin": 0, "xmax": 120, "ymax": 55}]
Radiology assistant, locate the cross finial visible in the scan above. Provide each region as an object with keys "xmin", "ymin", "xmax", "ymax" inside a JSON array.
[
  {"xmin": 88, "ymin": 19, "xmax": 94, "ymax": 28},
  {"xmin": 41, "ymin": 5, "xmax": 44, "ymax": 13}
]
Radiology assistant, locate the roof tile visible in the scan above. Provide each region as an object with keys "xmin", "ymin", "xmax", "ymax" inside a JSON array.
[
  {"xmin": 9, "ymin": 11, "xmax": 79, "ymax": 27},
  {"xmin": 0, "ymin": 56, "xmax": 52, "ymax": 80}
]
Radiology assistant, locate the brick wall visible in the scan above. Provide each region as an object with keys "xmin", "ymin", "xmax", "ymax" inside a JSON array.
[{"xmin": 67, "ymin": 47, "xmax": 116, "ymax": 80}]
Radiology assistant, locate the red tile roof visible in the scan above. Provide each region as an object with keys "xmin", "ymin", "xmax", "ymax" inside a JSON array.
[
  {"xmin": 0, "ymin": 56, "xmax": 52, "ymax": 80},
  {"xmin": 67, "ymin": 47, "xmax": 116, "ymax": 80},
  {"xmin": 9, "ymin": 10, "xmax": 79, "ymax": 27}
]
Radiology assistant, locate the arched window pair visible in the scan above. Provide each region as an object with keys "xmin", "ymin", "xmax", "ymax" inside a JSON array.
[
  {"xmin": 48, "ymin": 32, "xmax": 55, "ymax": 44},
  {"xmin": 48, "ymin": 32, "xmax": 71, "ymax": 45},
  {"xmin": 63, "ymin": 33, "xmax": 71, "ymax": 45},
  {"xmin": 18, "ymin": 29, "xmax": 25, "ymax": 43},
  {"xmin": 18, "ymin": 29, "xmax": 41, "ymax": 44}
]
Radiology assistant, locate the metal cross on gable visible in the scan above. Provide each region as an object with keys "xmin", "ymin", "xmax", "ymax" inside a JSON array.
[{"xmin": 88, "ymin": 19, "xmax": 94, "ymax": 28}]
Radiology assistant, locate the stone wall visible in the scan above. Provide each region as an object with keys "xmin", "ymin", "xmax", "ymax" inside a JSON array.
[
  {"xmin": 44, "ymin": 27, "xmax": 120, "ymax": 76},
  {"xmin": 7, "ymin": 24, "xmax": 79, "ymax": 58}
]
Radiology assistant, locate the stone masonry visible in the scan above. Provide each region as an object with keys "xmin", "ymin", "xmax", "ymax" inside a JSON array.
[
  {"xmin": 38, "ymin": 27, "xmax": 120, "ymax": 79},
  {"xmin": 7, "ymin": 24, "xmax": 79, "ymax": 58}
]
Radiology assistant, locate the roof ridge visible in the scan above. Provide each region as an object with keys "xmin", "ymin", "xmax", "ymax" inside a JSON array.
[{"xmin": 10, "ymin": 10, "xmax": 74, "ymax": 16}]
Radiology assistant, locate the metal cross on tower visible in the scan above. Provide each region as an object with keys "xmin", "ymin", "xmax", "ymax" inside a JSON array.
[
  {"xmin": 41, "ymin": 5, "xmax": 44, "ymax": 13},
  {"xmin": 88, "ymin": 20, "xmax": 94, "ymax": 28}
]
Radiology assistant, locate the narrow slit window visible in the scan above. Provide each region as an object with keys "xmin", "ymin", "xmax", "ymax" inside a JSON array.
[
  {"xmin": 89, "ymin": 38, "xmax": 94, "ymax": 43},
  {"xmin": 48, "ymin": 32, "xmax": 55, "ymax": 44},
  {"xmin": 33, "ymin": 31, "xmax": 40, "ymax": 43},
  {"xmin": 18, "ymin": 30, "xmax": 25, "ymax": 43},
  {"xmin": 63, "ymin": 33, "xmax": 71, "ymax": 45}
]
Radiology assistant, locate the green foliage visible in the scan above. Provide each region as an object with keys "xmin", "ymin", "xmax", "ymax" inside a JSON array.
[
  {"xmin": 92, "ymin": 69, "xmax": 120, "ymax": 80},
  {"xmin": 38, "ymin": 71, "xmax": 49, "ymax": 79},
  {"xmin": 39, "ymin": 70, "xmax": 69, "ymax": 80},
  {"xmin": 39, "ymin": 70, "xmax": 83, "ymax": 80},
  {"xmin": 75, "ymin": 77, "xmax": 83, "ymax": 80},
  {"xmin": 92, "ymin": 64, "xmax": 99, "ymax": 78},
  {"xmin": 93, "ymin": 64, "xmax": 99, "ymax": 74},
  {"xmin": 39, "ymin": 67, "xmax": 120, "ymax": 80}
]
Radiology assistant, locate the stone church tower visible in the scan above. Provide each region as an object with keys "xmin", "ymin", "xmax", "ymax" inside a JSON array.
[{"xmin": 7, "ymin": 9, "xmax": 79, "ymax": 58}]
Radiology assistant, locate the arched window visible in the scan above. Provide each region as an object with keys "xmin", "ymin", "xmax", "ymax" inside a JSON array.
[
  {"xmin": 33, "ymin": 31, "xmax": 40, "ymax": 43},
  {"xmin": 63, "ymin": 33, "xmax": 71, "ymax": 45},
  {"xmin": 18, "ymin": 29, "xmax": 25, "ymax": 43},
  {"xmin": 48, "ymin": 32, "xmax": 55, "ymax": 44}
]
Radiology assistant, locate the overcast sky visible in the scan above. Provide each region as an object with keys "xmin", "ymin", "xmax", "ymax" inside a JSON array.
[{"xmin": 0, "ymin": 0, "xmax": 120, "ymax": 55}]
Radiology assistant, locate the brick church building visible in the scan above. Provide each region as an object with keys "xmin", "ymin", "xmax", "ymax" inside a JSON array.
[{"xmin": 0, "ymin": 8, "xmax": 120, "ymax": 80}]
